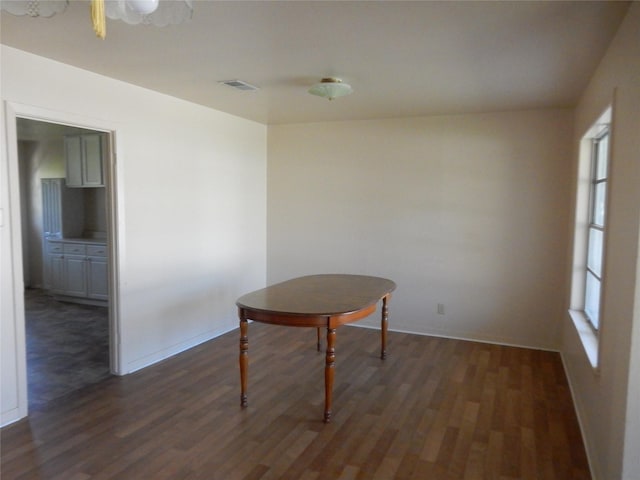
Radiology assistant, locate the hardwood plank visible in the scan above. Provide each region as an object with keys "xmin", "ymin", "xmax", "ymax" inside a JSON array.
[{"xmin": 1, "ymin": 323, "xmax": 590, "ymax": 479}]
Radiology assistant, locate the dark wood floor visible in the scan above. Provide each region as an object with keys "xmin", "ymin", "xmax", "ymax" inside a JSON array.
[
  {"xmin": 25, "ymin": 288, "xmax": 111, "ymax": 409},
  {"xmin": 1, "ymin": 322, "xmax": 590, "ymax": 479}
]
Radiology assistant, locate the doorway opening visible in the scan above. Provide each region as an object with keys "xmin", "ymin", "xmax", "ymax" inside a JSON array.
[{"xmin": 16, "ymin": 117, "xmax": 117, "ymax": 411}]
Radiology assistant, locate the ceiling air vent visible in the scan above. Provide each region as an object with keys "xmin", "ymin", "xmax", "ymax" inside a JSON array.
[{"xmin": 219, "ymin": 80, "xmax": 259, "ymax": 91}]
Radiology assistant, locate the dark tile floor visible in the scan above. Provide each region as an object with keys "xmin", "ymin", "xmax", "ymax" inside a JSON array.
[{"xmin": 25, "ymin": 288, "xmax": 112, "ymax": 410}]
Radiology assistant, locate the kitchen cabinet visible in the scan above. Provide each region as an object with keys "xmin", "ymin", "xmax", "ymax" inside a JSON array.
[
  {"xmin": 87, "ymin": 245, "xmax": 108, "ymax": 301},
  {"xmin": 48, "ymin": 248, "xmax": 65, "ymax": 296},
  {"xmin": 64, "ymin": 255, "xmax": 88, "ymax": 297},
  {"xmin": 62, "ymin": 243, "xmax": 88, "ymax": 297},
  {"xmin": 41, "ymin": 178, "xmax": 84, "ymax": 289},
  {"xmin": 65, "ymin": 133, "xmax": 106, "ymax": 187},
  {"xmin": 46, "ymin": 240, "xmax": 108, "ymax": 305},
  {"xmin": 41, "ymin": 178, "xmax": 84, "ymax": 238}
]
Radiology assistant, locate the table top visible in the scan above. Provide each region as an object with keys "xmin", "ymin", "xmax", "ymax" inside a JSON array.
[{"xmin": 236, "ymin": 274, "xmax": 396, "ymax": 316}]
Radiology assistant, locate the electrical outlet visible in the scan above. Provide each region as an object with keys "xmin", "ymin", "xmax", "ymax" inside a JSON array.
[{"xmin": 437, "ymin": 303, "xmax": 445, "ymax": 315}]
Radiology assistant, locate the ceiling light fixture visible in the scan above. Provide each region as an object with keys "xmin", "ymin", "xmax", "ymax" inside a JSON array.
[
  {"xmin": 125, "ymin": 0, "xmax": 159, "ymax": 15},
  {"xmin": 105, "ymin": 0, "xmax": 193, "ymax": 27},
  {"xmin": 308, "ymin": 78, "xmax": 353, "ymax": 101},
  {"xmin": 1, "ymin": 0, "xmax": 193, "ymax": 39},
  {"xmin": 0, "ymin": 0, "xmax": 68, "ymax": 17}
]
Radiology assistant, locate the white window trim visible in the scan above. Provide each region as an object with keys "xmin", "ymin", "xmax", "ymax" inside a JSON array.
[
  {"xmin": 568, "ymin": 105, "xmax": 612, "ymax": 371},
  {"xmin": 568, "ymin": 309, "xmax": 599, "ymax": 369}
]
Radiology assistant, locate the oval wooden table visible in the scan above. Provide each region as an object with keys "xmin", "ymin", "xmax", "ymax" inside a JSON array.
[{"xmin": 236, "ymin": 274, "xmax": 396, "ymax": 423}]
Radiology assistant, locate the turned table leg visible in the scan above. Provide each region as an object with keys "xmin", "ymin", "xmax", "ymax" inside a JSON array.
[
  {"xmin": 381, "ymin": 294, "xmax": 389, "ymax": 360},
  {"xmin": 324, "ymin": 327, "xmax": 336, "ymax": 423},
  {"xmin": 239, "ymin": 317, "xmax": 248, "ymax": 407}
]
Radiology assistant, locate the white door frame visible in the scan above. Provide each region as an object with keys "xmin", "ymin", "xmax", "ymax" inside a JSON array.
[{"xmin": 4, "ymin": 101, "xmax": 123, "ymax": 419}]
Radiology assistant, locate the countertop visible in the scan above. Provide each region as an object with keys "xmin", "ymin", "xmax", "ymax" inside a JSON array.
[{"xmin": 46, "ymin": 237, "xmax": 107, "ymax": 245}]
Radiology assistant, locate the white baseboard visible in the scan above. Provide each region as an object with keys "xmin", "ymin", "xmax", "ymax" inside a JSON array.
[
  {"xmin": 560, "ymin": 351, "xmax": 597, "ymax": 480},
  {"xmin": 125, "ymin": 323, "xmax": 238, "ymax": 374},
  {"xmin": 1, "ymin": 405, "xmax": 25, "ymax": 428},
  {"xmin": 350, "ymin": 323, "xmax": 560, "ymax": 352}
]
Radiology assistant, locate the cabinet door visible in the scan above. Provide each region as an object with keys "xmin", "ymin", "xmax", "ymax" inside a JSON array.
[
  {"xmin": 64, "ymin": 136, "xmax": 83, "ymax": 187},
  {"xmin": 44, "ymin": 241, "xmax": 64, "ymax": 290},
  {"xmin": 87, "ymin": 256, "xmax": 108, "ymax": 301},
  {"xmin": 82, "ymin": 134, "xmax": 105, "ymax": 187},
  {"xmin": 42, "ymin": 178, "xmax": 63, "ymax": 236},
  {"xmin": 64, "ymin": 254, "xmax": 88, "ymax": 297},
  {"xmin": 49, "ymin": 254, "xmax": 65, "ymax": 294}
]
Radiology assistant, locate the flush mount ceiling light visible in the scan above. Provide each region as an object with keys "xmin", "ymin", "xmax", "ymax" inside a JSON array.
[
  {"xmin": 0, "ymin": 0, "xmax": 69, "ymax": 17},
  {"xmin": 1, "ymin": 0, "xmax": 192, "ymax": 39},
  {"xmin": 308, "ymin": 78, "xmax": 353, "ymax": 101},
  {"xmin": 104, "ymin": 0, "xmax": 193, "ymax": 27},
  {"xmin": 97, "ymin": 0, "xmax": 192, "ymax": 38}
]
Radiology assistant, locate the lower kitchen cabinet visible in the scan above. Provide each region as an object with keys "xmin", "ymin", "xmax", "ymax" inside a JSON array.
[
  {"xmin": 64, "ymin": 254, "xmax": 88, "ymax": 297},
  {"xmin": 87, "ymin": 255, "xmax": 108, "ymax": 301},
  {"xmin": 49, "ymin": 252, "xmax": 65, "ymax": 295},
  {"xmin": 46, "ymin": 239, "xmax": 108, "ymax": 304}
]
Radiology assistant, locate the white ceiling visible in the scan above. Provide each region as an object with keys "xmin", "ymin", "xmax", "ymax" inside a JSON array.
[{"xmin": 0, "ymin": 1, "xmax": 630, "ymax": 125}]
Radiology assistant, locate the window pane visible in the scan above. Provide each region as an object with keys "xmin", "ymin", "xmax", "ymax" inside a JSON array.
[
  {"xmin": 585, "ymin": 272, "xmax": 601, "ymax": 330},
  {"xmin": 587, "ymin": 228, "xmax": 603, "ymax": 278},
  {"xmin": 595, "ymin": 134, "xmax": 609, "ymax": 180},
  {"xmin": 592, "ymin": 182, "xmax": 607, "ymax": 226}
]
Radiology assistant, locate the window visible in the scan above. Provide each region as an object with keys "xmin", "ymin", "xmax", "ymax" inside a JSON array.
[
  {"xmin": 584, "ymin": 128, "xmax": 609, "ymax": 331},
  {"xmin": 569, "ymin": 106, "xmax": 611, "ymax": 369}
]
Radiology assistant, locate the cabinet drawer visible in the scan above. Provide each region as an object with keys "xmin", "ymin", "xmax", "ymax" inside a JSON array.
[
  {"xmin": 47, "ymin": 242, "xmax": 64, "ymax": 254},
  {"xmin": 63, "ymin": 243, "xmax": 86, "ymax": 255},
  {"xmin": 87, "ymin": 245, "xmax": 107, "ymax": 257}
]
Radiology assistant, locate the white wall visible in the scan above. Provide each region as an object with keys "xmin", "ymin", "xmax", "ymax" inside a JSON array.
[
  {"xmin": 1, "ymin": 46, "xmax": 267, "ymax": 425},
  {"xmin": 268, "ymin": 108, "xmax": 573, "ymax": 350},
  {"xmin": 18, "ymin": 133, "xmax": 66, "ymax": 288},
  {"xmin": 624, "ymin": 232, "xmax": 640, "ymax": 479},
  {"xmin": 561, "ymin": 4, "xmax": 640, "ymax": 480}
]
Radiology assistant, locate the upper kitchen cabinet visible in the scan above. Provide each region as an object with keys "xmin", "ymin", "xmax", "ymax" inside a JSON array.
[{"xmin": 65, "ymin": 133, "xmax": 106, "ymax": 187}]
